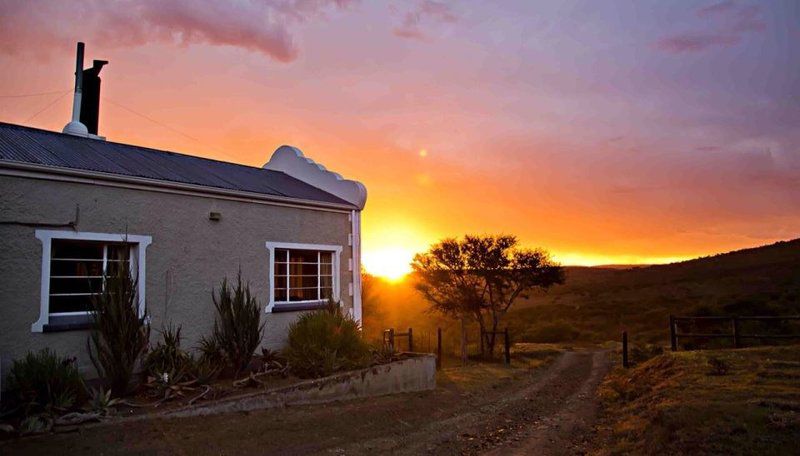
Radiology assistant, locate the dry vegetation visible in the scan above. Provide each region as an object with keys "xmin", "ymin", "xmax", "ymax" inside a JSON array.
[
  {"xmin": 509, "ymin": 239, "xmax": 800, "ymax": 344},
  {"xmin": 595, "ymin": 346, "xmax": 800, "ymax": 455}
]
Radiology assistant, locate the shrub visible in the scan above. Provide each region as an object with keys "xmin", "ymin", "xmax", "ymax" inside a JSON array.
[
  {"xmin": 88, "ymin": 263, "xmax": 150, "ymax": 397},
  {"xmin": 207, "ymin": 271, "xmax": 264, "ymax": 374},
  {"xmin": 6, "ymin": 349, "xmax": 85, "ymax": 413},
  {"xmin": 285, "ymin": 301, "xmax": 371, "ymax": 378},
  {"xmin": 144, "ymin": 323, "xmax": 192, "ymax": 380}
]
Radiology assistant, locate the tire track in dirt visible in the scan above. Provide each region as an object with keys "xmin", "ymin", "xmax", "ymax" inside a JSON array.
[
  {"xmin": 483, "ymin": 350, "xmax": 610, "ymax": 456},
  {"xmin": 336, "ymin": 350, "xmax": 610, "ymax": 455}
]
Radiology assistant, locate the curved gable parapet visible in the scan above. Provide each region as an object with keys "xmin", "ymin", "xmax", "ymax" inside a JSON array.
[{"xmin": 263, "ymin": 145, "xmax": 367, "ymax": 210}]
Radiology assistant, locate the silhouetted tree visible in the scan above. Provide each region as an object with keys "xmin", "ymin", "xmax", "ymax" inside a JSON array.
[{"xmin": 413, "ymin": 235, "xmax": 564, "ymax": 359}]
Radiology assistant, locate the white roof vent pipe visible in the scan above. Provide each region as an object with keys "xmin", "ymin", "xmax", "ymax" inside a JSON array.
[{"xmin": 63, "ymin": 42, "xmax": 89, "ymax": 137}]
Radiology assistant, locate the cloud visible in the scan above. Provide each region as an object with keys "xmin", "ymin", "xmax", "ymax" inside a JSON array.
[
  {"xmin": 0, "ymin": 0, "xmax": 357, "ymax": 62},
  {"xmin": 655, "ymin": 33, "xmax": 740, "ymax": 53},
  {"xmin": 697, "ymin": 1, "xmax": 736, "ymax": 17},
  {"xmin": 655, "ymin": 1, "xmax": 765, "ymax": 54},
  {"xmin": 393, "ymin": 0, "xmax": 457, "ymax": 41}
]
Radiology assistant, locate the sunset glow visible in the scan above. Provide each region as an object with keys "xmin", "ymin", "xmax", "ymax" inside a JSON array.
[
  {"xmin": 0, "ymin": 1, "xmax": 797, "ymax": 274},
  {"xmin": 362, "ymin": 247, "xmax": 415, "ymax": 281}
]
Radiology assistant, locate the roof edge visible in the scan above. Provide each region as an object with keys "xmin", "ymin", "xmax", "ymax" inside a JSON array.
[
  {"xmin": 263, "ymin": 146, "xmax": 367, "ymax": 210},
  {"xmin": 0, "ymin": 160, "xmax": 358, "ymax": 212}
]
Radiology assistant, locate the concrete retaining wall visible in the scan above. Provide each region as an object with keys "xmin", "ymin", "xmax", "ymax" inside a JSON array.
[{"xmin": 161, "ymin": 354, "xmax": 437, "ymax": 418}]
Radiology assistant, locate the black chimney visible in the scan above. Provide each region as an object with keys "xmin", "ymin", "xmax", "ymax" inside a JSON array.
[{"xmin": 79, "ymin": 59, "xmax": 108, "ymax": 135}]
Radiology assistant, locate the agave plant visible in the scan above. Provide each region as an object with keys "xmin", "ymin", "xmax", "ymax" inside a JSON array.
[{"xmin": 85, "ymin": 387, "xmax": 120, "ymax": 416}]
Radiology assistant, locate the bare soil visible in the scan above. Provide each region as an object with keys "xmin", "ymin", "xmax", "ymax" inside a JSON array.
[{"xmin": 2, "ymin": 349, "xmax": 610, "ymax": 455}]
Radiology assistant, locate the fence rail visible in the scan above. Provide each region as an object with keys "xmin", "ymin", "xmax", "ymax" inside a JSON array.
[{"xmin": 669, "ymin": 315, "xmax": 800, "ymax": 351}]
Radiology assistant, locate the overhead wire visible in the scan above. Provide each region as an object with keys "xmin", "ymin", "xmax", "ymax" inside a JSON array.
[
  {"xmin": 0, "ymin": 89, "xmax": 70, "ymax": 99},
  {"xmin": 101, "ymin": 97, "xmax": 242, "ymax": 163},
  {"xmin": 23, "ymin": 90, "xmax": 73, "ymax": 123}
]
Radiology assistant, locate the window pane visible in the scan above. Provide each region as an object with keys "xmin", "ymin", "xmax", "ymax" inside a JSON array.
[
  {"xmin": 50, "ymin": 294, "xmax": 93, "ymax": 314},
  {"xmin": 320, "ymin": 287, "xmax": 333, "ymax": 300},
  {"xmin": 274, "ymin": 276, "xmax": 287, "ymax": 289},
  {"xmin": 50, "ymin": 277, "xmax": 103, "ymax": 295},
  {"xmin": 288, "ymin": 287, "xmax": 319, "ymax": 301},
  {"xmin": 320, "ymin": 252, "xmax": 333, "ymax": 264},
  {"xmin": 275, "ymin": 249, "xmax": 288, "ymax": 260},
  {"xmin": 289, "ymin": 250, "xmax": 318, "ymax": 263},
  {"xmin": 289, "ymin": 262, "xmax": 318, "ymax": 276},
  {"xmin": 320, "ymin": 263, "xmax": 333, "ymax": 275},
  {"xmin": 106, "ymin": 260, "xmax": 131, "ymax": 277},
  {"xmin": 52, "ymin": 240, "xmax": 103, "ymax": 260},
  {"xmin": 320, "ymin": 275, "xmax": 333, "ymax": 289},
  {"xmin": 275, "ymin": 263, "xmax": 288, "ymax": 276},
  {"xmin": 290, "ymin": 276, "xmax": 319, "ymax": 289},
  {"xmin": 274, "ymin": 288, "xmax": 287, "ymax": 301},
  {"xmin": 107, "ymin": 244, "xmax": 130, "ymax": 261},
  {"xmin": 51, "ymin": 259, "xmax": 103, "ymax": 276}
]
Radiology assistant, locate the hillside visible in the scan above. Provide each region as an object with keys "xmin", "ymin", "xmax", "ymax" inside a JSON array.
[
  {"xmin": 595, "ymin": 347, "xmax": 800, "ymax": 454},
  {"xmin": 509, "ymin": 239, "xmax": 800, "ymax": 344}
]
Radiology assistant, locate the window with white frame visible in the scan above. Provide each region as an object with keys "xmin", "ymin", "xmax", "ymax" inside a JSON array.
[
  {"xmin": 48, "ymin": 240, "xmax": 133, "ymax": 315},
  {"xmin": 274, "ymin": 248, "xmax": 334, "ymax": 302},
  {"xmin": 32, "ymin": 230, "xmax": 151, "ymax": 332},
  {"xmin": 265, "ymin": 242, "xmax": 342, "ymax": 311}
]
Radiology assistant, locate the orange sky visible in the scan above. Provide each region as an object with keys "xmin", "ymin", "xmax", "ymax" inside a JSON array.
[{"xmin": 1, "ymin": 1, "xmax": 798, "ymax": 277}]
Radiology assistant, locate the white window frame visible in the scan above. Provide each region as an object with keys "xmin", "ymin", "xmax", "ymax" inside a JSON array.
[
  {"xmin": 32, "ymin": 230, "xmax": 152, "ymax": 332},
  {"xmin": 264, "ymin": 242, "xmax": 342, "ymax": 313}
]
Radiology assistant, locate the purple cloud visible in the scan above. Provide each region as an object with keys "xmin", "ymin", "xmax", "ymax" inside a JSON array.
[
  {"xmin": 656, "ymin": 1, "xmax": 765, "ymax": 54},
  {"xmin": 0, "ymin": 0, "xmax": 357, "ymax": 62},
  {"xmin": 393, "ymin": 0, "xmax": 457, "ymax": 41},
  {"xmin": 697, "ymin": 1, "xmax": 737, "ymax": 17},
  {"xmin": 656, "ymin": 33, "xmax": 740, "ymax": 53}
]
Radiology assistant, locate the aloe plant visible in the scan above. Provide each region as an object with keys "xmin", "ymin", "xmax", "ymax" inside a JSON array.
[{"xmin": 88, "ymin": 261, "xmax": 149, "ymax": 397}]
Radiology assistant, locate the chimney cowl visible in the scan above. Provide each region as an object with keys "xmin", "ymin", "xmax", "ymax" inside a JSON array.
[{"xmin": 63, "ymin": 120, "xmax": 89, "ymax": 136}]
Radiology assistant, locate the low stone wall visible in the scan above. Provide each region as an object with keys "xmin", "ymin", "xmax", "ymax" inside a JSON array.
[{"xmin": 161, "ymin": 354, "xmax": 437, "ymax": 418}]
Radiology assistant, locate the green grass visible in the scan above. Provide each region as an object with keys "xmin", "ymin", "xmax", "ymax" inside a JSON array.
[{"xmin": 596, "ymin": 346, "xmax": 800, "ymax": 455}]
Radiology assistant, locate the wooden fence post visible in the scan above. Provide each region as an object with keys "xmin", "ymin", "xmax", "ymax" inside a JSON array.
[
  {"xmin": 732, "ymin": 317, "xmax": 740, "ymax": 349},
  {"xmin": 408, "ymin": 327, "xmax": 414, "ymax": 352},
  {"xmin": 504, "ymin": 328, "xmax": 511, "ymax": 365},
  {"xmin": 670, "ymin": 315, "xmax": 677, "ymax": 352},
  {"xmin": 622, "ymin": 331, "xmax": 629, "ymax": 368},
  {"xmin": 436, "ymin": 327, "xmax": 442, "ymax": 370}
]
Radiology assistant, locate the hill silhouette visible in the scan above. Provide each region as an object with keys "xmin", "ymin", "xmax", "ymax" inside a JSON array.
[{"xmin": 509, "ymin": 238, "xmax": 800, "ymax": 343}]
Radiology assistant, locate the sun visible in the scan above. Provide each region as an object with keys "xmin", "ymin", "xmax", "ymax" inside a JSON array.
[{"xmin": 362, "ymin": 247, "xmax": 414, "ymax": 282}]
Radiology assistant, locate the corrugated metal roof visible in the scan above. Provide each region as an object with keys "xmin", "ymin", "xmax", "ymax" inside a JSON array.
[{"xmin": 0, "ymin": 122, "xmax": 354, "ymax": 208}]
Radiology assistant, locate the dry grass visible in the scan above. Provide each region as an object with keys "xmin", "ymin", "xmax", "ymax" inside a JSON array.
[
  {"xmin": 437, "ymin": 344, "xmax": 561, "ymax": 392},
  {"xmin": 595, "ymin": 345, "xmax": 800, "ymax": 455}
]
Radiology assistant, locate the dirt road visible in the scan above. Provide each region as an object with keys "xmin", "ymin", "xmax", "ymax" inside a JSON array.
[{"xmin": 3, "ymin": 350, "xmax": 610, "ymax": 455}]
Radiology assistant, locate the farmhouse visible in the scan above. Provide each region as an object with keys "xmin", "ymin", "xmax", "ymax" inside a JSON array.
[{"xmin": 0, "ymin": 45, "xmax": 366, "ymax": 377}]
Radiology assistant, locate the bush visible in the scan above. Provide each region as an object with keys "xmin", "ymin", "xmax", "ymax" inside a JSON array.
[
  {"xmin": 285, "ymin": 302, "xmax": 371, "ymax": 378},
  {"xmin": 88, "ymin": 263, "xmax": 150, "ymax": 397},
  {"xmin": 521, "ymin": 322, "xmax": 580, "ymax": 343},
  {"xmin": 206, "ymin": 271, "xmax": 264, "ymax": 374},
  {"xmin": 144, "ymin": 323, "xmax": 193, "ymax": 382},
  {"xmin": 6, "ymin": 349, "xmax": 85, "ymax": 413}
]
